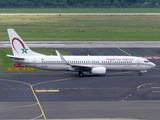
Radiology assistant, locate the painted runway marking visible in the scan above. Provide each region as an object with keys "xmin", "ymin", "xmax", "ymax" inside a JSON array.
[
  {"xmin": 137, "ymin": 83, "xmax": 155, "ymax": 89},
  {"xmin": 35, "ymin": 90, "xmax": 59, "ymax": 92},
  {"xmin": 152, "ymin": 91, "xmax": 160, "ymax": 93},
  {"xmin": 151, "ymin": 87, "xmax": 160, "ymax": 89},
  {"xmin": 117, "ymin": 47, "xmax": 132, "ymax": 56},
  {"xmin": 0, "ymin": 103, "xmax": 38, "ymax": 110},
  {"xmin": 51, "ymin": 118, "xmax": 143, "ymax": 120},
  {"xmin": 0, "ymin": 77, "xmax": 77, "ymax": 119},
  {"xmin": 153, "ymin": 68, "xmax": 160, "ymax": 70},
  {"xmin": 137, "ymin": 83, "xmax": 160, "ymax": 94},
  {"xmin": 35, "ymin": 90, "xmax": 47, "ymax": 92},
  {"xmin": 0, "ymin": 79, "xmax": 47, "ymax": 120},
  {"xmin": 108, "ymin": 71, "xmax": 134, "ymax": 75},
  {"xmin": 32, "ymin": 77, "xmax": 78, "ymax": 86},
  {"xmin": 0, "ymin": 77, "xmax": 78, "ymax": 119}
]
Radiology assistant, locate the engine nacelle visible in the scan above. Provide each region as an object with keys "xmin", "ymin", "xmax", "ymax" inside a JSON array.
[{"xmin": 91, "ymin": 67, "xmax": 106, "ymax": 75}]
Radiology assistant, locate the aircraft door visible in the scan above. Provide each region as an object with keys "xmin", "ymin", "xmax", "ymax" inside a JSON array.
[
  {"xmin": 137, "ymin": 59, "xmax": 140, "ymax": 67},
  {"xmin": 33, "ymin": 58, "xmax": 37, "ymax": 67}
]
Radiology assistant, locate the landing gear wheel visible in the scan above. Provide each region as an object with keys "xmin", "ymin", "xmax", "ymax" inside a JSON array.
[
  {"xmin": 139, "ymin": 73, "xmax": 142, "ymax": 76},
  {"xmin": 78, "ymin": 71, "xmax": 84, "ymax": 77}
]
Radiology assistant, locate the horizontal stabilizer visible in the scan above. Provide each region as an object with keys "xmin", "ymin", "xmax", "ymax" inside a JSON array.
[{"xmin": 6, "ymin": 54, "xmax": 25, "ymax": 60}]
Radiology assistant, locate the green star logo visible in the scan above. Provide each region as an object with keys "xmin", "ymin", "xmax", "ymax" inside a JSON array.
[{"xmin": 21, "ymin": 47, "xmax": 28, "ymax": 54}]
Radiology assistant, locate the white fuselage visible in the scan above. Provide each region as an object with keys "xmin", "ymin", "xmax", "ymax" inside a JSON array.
[
  {"xmin": 7, "ymin": 29, "xmax": 156, "ymax": 76},
  {"xmin": 13, "ymin": 55, "xmax": 156, "ymax": 72}
]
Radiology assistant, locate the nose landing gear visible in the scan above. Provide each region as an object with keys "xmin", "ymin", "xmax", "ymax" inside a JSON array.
[
  {"xmin": 78, "ymin": 71, "xmax": 84, "ymax": 77},
  {"xmin": 138, "ymin": 72, "xmax": 142, "ymax": 76},
  {"xmin": 138, "ymin": 70, "xmax": 147, "ymax": 76}
]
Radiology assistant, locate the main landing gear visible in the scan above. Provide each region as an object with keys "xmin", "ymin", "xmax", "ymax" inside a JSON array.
[{"xmin": 78, "ymin": 71, "xmax": 84, "ymax": 77}]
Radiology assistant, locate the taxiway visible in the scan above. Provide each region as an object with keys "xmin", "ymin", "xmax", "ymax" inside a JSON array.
[{"xmin": 0, "ymin": 48, "xmax": 160, "ymax": 120}]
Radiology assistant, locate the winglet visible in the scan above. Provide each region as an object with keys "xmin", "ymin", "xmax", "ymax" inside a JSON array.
[{"xmin": 56, "ymin": 50, "xmax": 70, "ymax": 65}]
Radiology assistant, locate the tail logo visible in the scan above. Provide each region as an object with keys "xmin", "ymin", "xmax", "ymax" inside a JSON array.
[
  {"xmin": 21, "ymin": 47, "xmax": 28, "ymax": 54},
  {"xmin": 12, "ymin": 38, "xmax": 28, "ymax": 54}
]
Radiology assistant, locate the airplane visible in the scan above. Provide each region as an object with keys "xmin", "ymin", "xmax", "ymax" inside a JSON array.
[{"xmin": 6, "ymin": 29, "xmax": 156, "ymax": 77}]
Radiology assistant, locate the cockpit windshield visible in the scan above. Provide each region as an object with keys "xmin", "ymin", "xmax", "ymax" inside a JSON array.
[{"xmin": 144, "ymin": 60, "xmax": 149, "ymax": 63}]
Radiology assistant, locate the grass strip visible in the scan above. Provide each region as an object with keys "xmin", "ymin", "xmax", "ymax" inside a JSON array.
[
  {"xmin": 0, "ymin": 15, "xmax": 160, "ymax": 41},
  {"xmin": 0, "ymin": 8, "xmax": 160, "ymax": 13}
]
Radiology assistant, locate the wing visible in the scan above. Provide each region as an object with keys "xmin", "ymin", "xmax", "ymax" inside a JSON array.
[
  {"xmin": 56, "ymin": 50, "xmax": 92, "ymax": 71},
  {"xmin": 71, "ymin": 64, "xmax": 92, "ymax": 72}
]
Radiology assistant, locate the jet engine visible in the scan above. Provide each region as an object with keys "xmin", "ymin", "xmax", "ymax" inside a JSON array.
[{"xmin": 91, "ymin": 67, "xmax": 106, "ymax": 75}]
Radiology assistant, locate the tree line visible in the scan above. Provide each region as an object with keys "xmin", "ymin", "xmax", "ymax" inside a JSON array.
[{"xmin": 0, "ymin": 0, "xmax": 159, "ymax": 8}]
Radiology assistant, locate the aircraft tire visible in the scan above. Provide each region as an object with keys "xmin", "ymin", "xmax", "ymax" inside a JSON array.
[
  {"xmin": 78, "ymin": 71, "xmax": 84, "ymax": 77},
  {"xmin": 139, "ymin": 73, "xmax": 142, "ymax": 76}
]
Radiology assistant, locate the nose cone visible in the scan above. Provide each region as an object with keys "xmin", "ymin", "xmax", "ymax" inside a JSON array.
[{"xmin": 151, "ymin": 62, "xmax": 156, "ymax": 68}]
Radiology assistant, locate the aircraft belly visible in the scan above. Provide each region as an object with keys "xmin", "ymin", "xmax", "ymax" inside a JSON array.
[
  {"xmin": 106, "ymin": 65, "xmax": 134, "ymax": 71},
  {"xmin": 38, "ymin": 64, "xmax": 70, "ymax": 71},
  {"xmin": 134, "ymin": 65, "xmax": 149, "ymax": 71},
  {"xmin": 51, "ymin": 65, "xmax": 70, "ymax": 71},
  {"xmin": 22, "ymin": 64, "xmax": 70, "ymax": 71},
  {"xmin": 91, "ymin": 64, "xmax": 148, "ymax": 71}
]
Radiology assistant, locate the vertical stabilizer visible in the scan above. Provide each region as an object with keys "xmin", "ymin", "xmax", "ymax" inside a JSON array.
[{"xmin": 7, "ymin": 29, "xmax": 44, "ymax": 56}]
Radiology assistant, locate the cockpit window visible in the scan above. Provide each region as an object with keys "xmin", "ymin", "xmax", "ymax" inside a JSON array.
[{"xmin": 144, "ymin": 60, "xmax": 149, "ymax": 63}]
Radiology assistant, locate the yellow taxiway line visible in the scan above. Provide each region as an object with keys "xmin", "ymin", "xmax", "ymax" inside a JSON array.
[
  {"xmin": 0, "ymin": 79, "xmax": 47, "ymax": 120},
  {"xmin": 35, "ymin": 90, "xmax": 59, "ymax": 92},
  {"xmin": 117, "ymin": 47, "xmax": 132, "ymax": 56}
]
